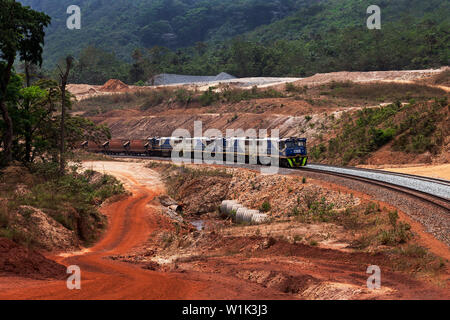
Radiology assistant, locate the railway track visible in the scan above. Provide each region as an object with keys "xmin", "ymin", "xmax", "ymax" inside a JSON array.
[
  {"xmin": 100, "ymin": 154, "xmax": 450, "ymax": 212},
  {"xmin": 299, "ymin": 165, "xmax": 450, "ymax": 212}
]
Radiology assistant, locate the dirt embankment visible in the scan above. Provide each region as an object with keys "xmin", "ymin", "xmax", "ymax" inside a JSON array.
[
  {"xmin": 112, "ymin": 160, "xmax": 449, "ymax": 300},
  {"xmin": 68, "ymin": 79, "xmax": 139, "ymax": 101},
  {"xmin": 0, "ymin": 164, "xmax": 127, "ymax": 282},
  {"xmin": 1, "ymin": 160, "xmax": 447, "ymax": 299},
  {"xmin": 0, "ymin": 238, "xmax": 66, "ymax": 280},
  {"xmin": 73, "ymin": 68, "xmax": 449, "ymax": 167},
  {"xmin": 287, "ymin": 68, "xmax": 447, "ymax": 88},
  {"xmin": 150, "ymin": 162, "xmax": 357, "ymax": 219}
]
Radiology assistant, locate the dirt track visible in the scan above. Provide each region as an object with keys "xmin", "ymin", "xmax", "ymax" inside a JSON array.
[
  {"xmin": 0, "ymin": 162, "xmax": 291, "ymax": 299},
  {"xmin": 0, "ymin": 161, "xmax": 448, "ymax": 300},
  {"xmin": 0, "ymin": 164, "xmax": 204, "ymax": 299}
]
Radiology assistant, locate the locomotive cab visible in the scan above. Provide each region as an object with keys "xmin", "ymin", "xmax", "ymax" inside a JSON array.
[{"xmin": 279, "ymin": 138, "xmax": 308, "ymax": 167}]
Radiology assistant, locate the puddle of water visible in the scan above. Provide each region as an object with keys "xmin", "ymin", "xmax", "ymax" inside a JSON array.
[{"xmin": 191, "ymin": 220, "xmax": 205, "ymax": 231}]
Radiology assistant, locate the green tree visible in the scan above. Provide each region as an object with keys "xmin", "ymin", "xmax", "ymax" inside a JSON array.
[{"xmin": 0, "ymin": 0, "xmax": 50, "ymax": 166}]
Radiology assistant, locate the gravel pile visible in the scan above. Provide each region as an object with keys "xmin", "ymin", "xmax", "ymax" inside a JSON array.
[{"xmin": 150, "ymin": 72, "xmax": 236, "ymax": 85}]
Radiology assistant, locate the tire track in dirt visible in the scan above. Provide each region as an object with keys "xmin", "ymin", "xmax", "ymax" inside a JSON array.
[
  {"xmin": 0, "ymin": 163, "xmax": 292, "ymax": 300},
  {"xmin": 0, "ymin": 167, "xmax": 205, "ymax": 300}
]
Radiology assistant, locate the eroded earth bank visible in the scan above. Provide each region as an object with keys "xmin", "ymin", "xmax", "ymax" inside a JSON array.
[{"xmin": 1, "ymin": 160, "xmax": 447, "ymax": 300}]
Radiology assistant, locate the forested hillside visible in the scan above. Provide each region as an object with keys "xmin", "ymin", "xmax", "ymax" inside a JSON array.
[
  {"xmin": 19, "ymin": 0, "xmax": 450, "ymax": 84},
  {"xmin": 19, "ymin": 0, "xmax": 311, "ymax": 65}
]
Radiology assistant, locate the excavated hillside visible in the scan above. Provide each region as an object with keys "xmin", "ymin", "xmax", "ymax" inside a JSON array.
[{"xmin": 72, "ymin": 68, "xmax": 450, "ymax": 166}]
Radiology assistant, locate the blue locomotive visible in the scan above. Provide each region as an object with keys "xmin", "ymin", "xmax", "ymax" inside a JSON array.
[{"xmin": 83, "ymin": 136, "xmax": 308, "ymax": 168}]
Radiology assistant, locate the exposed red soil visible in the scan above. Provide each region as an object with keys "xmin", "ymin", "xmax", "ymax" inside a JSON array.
[
  {"xmin": 0, "ymin": 238, "xmax": 66, "ymax": 280},
  {"xmin": 195, "ymin": 236, "xmax": 449, "ymax": 300},
  {"xmin": 0, "ymin": 162, "xmax": 448, "ymax": 300},
  {"xmin": 100, "ymin": 79, "xmax": 129, "ymax": 92},
  {"xmin": 0, "ymin": 170, "xmax": 289, "ymax": 299}
]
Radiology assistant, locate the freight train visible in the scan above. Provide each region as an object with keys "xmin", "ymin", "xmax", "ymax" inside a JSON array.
[{"xmin": 81, "ymin": 137, "xmax": 308, "ymax": 168}]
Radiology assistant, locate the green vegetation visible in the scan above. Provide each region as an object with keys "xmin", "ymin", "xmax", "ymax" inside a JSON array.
[
  {"xmin": 76, "ymin": 85, "xmax": 287, "ymax": 114},
  {"xmin": 20, "ymin": 0, "xmax": 306, "ymax": 68},
  {"xmin": 0, "ymin": 164, "xmax": 125, "ymax": 247},
  {"xmin": 18, "ymin": 0, "xmax": 449, "ymax": 84},
  {"xmin": 310, "ymin": 98, "xmax": 448, "ymax": 165},
  {"xmin": 294, "ymin": 192, "xmax": 336, "ymax": 223},
  {"xmin": 320, "ymin": 81, "xmax": 447, "ymax": 102},
  {"xmin": 378, "ymin": 210, "xmax": 412, "ymax": 246},
  {"xmin": 199, "ymin": 87, "xmax": 221, "ymax": 106},
  {"xmin": 260, "ymin": 201, "xmax": 271, "ymax": 213},
  {"xmin": 1, "ymin": 0, "xmax": 51, "ymax": 165},
  {"xmin": 0, "ymin": 1, "xmax": 123, "ymax": 249}
]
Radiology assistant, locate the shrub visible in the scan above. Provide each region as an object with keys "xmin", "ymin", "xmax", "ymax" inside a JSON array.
[
  {"xmin": 389, "ymin": 210, "xmax": 399, "ymax": 228},
  {"xmin": 285, "ymin": 83, "xmax": 305, "ymax": 93},
  {"xmin": 291, "ymin": 206, "xmax": 300, "ymax": 216},
  {"xmin": 260, "ymin": 201, "xmax": 271, "ymax": 212},
  {"xmin": 134, "ymin": 80, "xmax": 146, "ymax": 86},
  {"xmin": 379, "ymin": 222, "xmax": 412, "ymax": 246},
  {"xmin": 175, "ymin": 88, "xmax": 193, "ymax": 105},
  {"xmin": 399, "ymin": 244, "xmax": 427, "ymax": 258},
  {"xmin": 140, "ymin": 91, "xmax": 166, "ymax": 110},
  {"xmin": 199, "ymin": 87, "xmax": 220, "ymax": 106}
]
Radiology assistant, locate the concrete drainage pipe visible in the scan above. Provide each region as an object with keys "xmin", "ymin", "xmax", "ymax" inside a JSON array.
[
  {"xmin": 251, "ymin": 213, "xmax": 269, "ymax": 224},
  {"xmin": 230, "ymin": 204, "xmax": 244, "ymax": 216},
  {"xmin": 220, "ymin": 200, "xmax": 235, "ymax": 216},
  {"xmin": 236, "ymin": 208, "xmax": 254, "ymax": 223},
  {"xmin": 220, "ymin": 200, "xmax": 268, "ymax": 224}
]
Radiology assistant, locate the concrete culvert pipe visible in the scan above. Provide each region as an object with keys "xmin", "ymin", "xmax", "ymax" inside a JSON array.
[
  {"xmin": 227, "ymin": 201, "xmax": 239, "ymax": 211},
  {"xmin": 230, "ymin": 203, "xmax": 244, "ymax": 216},
  {"xmin": 220, "ymin": 200, "xmax": 233, "ymax": 214},
  {"xmin": 251, "ymin": 213, "xmax": 269, "ymax": 224},
  {"xmin": 169, "ymin": 205, "xmax": 182, "ymax": 214},
  {"xmin": 236, "ymin": 208, "xmax": 254, "ymax": 223},
  {"xmin": 224, "ymin": 200, "xmax": 238, "ymax": 213}
]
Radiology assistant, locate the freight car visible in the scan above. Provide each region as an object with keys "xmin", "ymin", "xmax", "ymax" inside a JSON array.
[{"xmin": 81, "ymin": 137, "xmax": 308, "ymax": 168}]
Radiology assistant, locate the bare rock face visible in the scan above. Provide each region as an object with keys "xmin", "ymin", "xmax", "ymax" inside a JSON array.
[{"xmin": 11, "ymin": 206, "xmax": 79, "ymax": 251}]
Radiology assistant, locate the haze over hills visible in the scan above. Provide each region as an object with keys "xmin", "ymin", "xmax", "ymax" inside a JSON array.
[{"xmin": 18, "ymin": 0, "xmax": 449, "ymax": 84}]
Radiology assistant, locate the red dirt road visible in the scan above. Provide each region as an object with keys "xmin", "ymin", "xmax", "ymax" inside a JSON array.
[
  {"xmin": 0, "ymin": 163, "xmax": 288, "ymax": 300},
  {"xmin": 0, "ymin": 166, "xmax": 207, "ymax": 300},
  {"xmin": 1, "ymin": 162, "xmax": 448, "ymax": 300}
]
